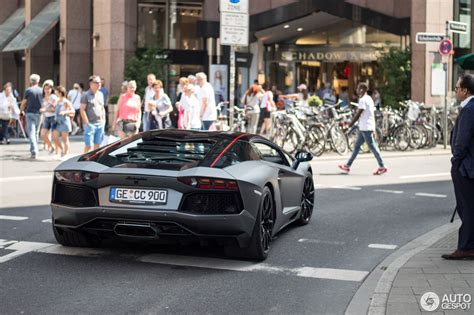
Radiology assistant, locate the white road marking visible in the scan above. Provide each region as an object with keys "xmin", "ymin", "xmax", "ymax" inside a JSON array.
[
  {"xmin": 368, "ymin": 244, "xmax": 398, "ymax": 250},
  {"xmin": 399, "ymin": 173, "xmax": 449, "ymax": 179},
  {"xmin": 415, "ymin": 193, "xmax": 447, "ymax": 198},
  {"xmin": 374, "ymin": 189, "xmax": 404, "ymax": 194},
  {"xmin": 298, "ymin": 238, "xmax": 345, "ymax": 246},
  {"xmin": 42, "ymin": 219, "xmax": 52, "ymax": 223},
  {"xmin": 0, "ymin": 238, "xmax": 369, "ymax": 282},
  {"xmin": 0, "ymin": 175, "xmax": 52, "ymax": 183},
  {"xmin": 329, "ymin": 185, "xmax": 362, "ymax": 191},
  {"xmin": 0, "ymin": 215, "xmax": 29, "ymax": 221},
  {"xmin": 139, "ymin": 253, "xmax": 368, "ymax": 282},
  {"xmin": 295, "ymin": 267, "xmax": 368, "ymax": 282},
  {"xmin": 1, "ymin": 241, "xmax": 53, "ymax": 263},
  {"xmin": 0, "ymin": 239, "xmax": 17, "ymax": 247}
]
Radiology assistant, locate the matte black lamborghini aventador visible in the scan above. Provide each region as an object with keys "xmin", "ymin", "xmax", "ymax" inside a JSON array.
[{"xmin": 51, "ymin": 129, "xmax": 315, "ymax": 260}]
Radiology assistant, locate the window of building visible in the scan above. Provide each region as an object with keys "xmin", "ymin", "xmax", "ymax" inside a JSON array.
[
  {"xmin": 454, "ymin": 0, "xmax": 471, "ymax": 50},
  {"xmin": 138, "ymin": 1, "xmax": 203, "ymax": 50}
]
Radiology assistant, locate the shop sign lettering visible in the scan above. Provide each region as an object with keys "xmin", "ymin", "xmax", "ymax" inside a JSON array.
[{"xmin": 281, "ymin": 50, "xmax": 378, "ymax": 62}]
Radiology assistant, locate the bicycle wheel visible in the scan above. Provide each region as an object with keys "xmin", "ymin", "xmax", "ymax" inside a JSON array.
[
  {"xmin": 307, "ymin": 125, "xmax": 326, "ymax": 157},
  {"xmin": 409, "ymin": 125, "xmax": 423, "ymax": 149},
  {"xmin": 393, "ymin": 125, "xmax": 411, "ymax": 151},
  {"xmin": 329, "ymin": 125, "xmax": 348, "ymax": 155},
  {"xmin": 347, "ymin": 127, "xmax": 358, "ymax": 152},
  {"xmin": 272, "ymin": 127, "xmax": 286, "ymax": 148},
  {"xmin": 284, "ymin": 129, "xmax": 299, "ymax": 154}
]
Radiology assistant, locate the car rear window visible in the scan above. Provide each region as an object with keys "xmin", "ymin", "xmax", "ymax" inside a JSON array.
[{"xmin": 80, "ymin": 135, "xmax": 215, "ymax": 170}]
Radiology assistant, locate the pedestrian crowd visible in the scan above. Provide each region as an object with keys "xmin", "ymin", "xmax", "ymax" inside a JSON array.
[{"xmin": 1, "ymin": 71, "xmax": 221, "ymax": 159}]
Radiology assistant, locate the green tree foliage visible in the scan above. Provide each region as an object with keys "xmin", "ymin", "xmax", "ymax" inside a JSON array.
[
  {"xmin": 124, "ymin": 46, "xmax": 169, "ymax": 97},
  {"xmin": 377, "ymin": 48, "xmax": 411, "ymax": 108}
]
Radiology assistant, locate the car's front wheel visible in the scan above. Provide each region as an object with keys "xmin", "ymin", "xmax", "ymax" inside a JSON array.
[
  {"xmin": 225, "ymin": 186, "xmax": 274, "ymax": 261},
  {"xmin": 297, "ymin": 173, "xmax": 315, "ymax": 225}
]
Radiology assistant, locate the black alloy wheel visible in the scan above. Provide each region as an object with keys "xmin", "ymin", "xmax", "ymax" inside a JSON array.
[
  {"xmin": 297, "ymin": 173, "xmax": 315, "ymax": 225},
  {"xmin": 260, "ymin": 190, "xmax": 274, "ymax": 253}
]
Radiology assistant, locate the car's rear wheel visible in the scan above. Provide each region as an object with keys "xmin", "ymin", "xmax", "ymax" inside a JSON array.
[
  {"xmin": 225, "ymin": 186, "xmax": 274, "ymax": 261},
  {"xmin": 52, "ymin": 223, "xmax": 99, "ymax": 247},
  {"xmin": 297, "ymin": 173, "xmax": 315, "ymax": 225}
]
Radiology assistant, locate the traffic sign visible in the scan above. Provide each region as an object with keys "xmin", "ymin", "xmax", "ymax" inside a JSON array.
[
  {"xmin": 220, "ymin": 0, "xmax": 248, "ymax": 14},
  {"xmin": 448, "ymin": 20, "xmax": 468, "ymax": 34},
  {"xmin": 415, "ymin": 32, "xmax": 444, "ymax": 44},
  {"xmin": 219, "ymin": 0, "xmax": 249, "ymax": 47},
  {"xmin": 439, "ymin": 39, "xmax": 453, "ymax": 56}
]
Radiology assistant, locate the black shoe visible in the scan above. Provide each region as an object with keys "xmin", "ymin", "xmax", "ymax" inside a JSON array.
[{"xmin": 442, "ymin": 250, "xmax": 474, "ymax": 260}]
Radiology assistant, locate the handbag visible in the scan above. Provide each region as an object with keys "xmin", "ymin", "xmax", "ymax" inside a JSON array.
[
  {"xmin": 0, "ymin": 112, "xmax": 12, "ymax": 120},
  {"xmin": 265, "ymin": 92, "xmax": 276, "ymax": 112}
]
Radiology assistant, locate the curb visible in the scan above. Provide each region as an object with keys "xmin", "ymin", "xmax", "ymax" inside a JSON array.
[{"xmin": 345, "ymin": 220, "xmax": 461, "ymax": 315}]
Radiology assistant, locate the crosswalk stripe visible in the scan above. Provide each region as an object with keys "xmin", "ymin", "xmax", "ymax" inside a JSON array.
[
  {"xmin": 298, "ymin": 238, "xmax": 345, "ymax": 246},
  {"xmin": 415, "ymin": 193, "xmax": 447, "ymax": 198},
  {"xmin": 329, "ymin": 185, "xmax": 362, "ymax": 191},
  {"xmin": 400, "ymin": 173, "xmax": 449, "ymax": 179},
  {"xmin": 0, "ymin": 175, "xmax": 52, "ymax": 183},
  {"xmin": 368, "ymin": 244, "xmax": 398, "ymax": 250},
  {"xmin": 1, "ymin": 240, "xmax": 368, "ymax": 282},
  {"xmin": 0, "ymin": 215, "xmax": 29, "ymax": 221},
  {"xmin": 42, "ymin": 219, "xmax": 52, "ymax": 223},
  {"xmin": 374, "ymin": 189, "xmax": 404, "ymax": 194}
]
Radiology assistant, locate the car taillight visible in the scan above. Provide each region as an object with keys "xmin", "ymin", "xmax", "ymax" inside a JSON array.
[
  {"xmin": 178, "ymin": 177, "xmax": 239, "ymax": 191},
  {"xmin": 55, "ymin": 171, "xmax": 99, "ymax": 183}
]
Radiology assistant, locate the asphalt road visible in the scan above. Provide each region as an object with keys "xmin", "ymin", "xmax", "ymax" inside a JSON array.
[{"xmin": 0, "ymin": 144, "xmax": 455, "ymax": 314}]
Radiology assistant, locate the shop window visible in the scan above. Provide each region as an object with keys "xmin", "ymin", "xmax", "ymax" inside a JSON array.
[
  {"xmin": 454, "ymin": 0, "xmax": 471, "ymax": 50},
  {"xmin": 138, "ymin": 3, "xmax": 167, "ymax": 48}
]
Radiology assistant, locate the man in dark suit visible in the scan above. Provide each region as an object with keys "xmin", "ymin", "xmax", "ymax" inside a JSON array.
[{"xmin": 442, "ymin": 74, "xmax": 474, "ymax": 260}]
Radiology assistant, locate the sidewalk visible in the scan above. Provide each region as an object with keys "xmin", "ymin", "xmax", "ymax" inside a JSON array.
[
  {"xmin": 383, "ymin": 230, "xmax": 474, "ymax": 314},
  {"xmin": 363, "ymin": 221, "xmax": 474, "ymax": 315}
]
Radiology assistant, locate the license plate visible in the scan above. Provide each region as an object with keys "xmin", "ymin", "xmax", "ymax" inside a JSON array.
[{"xmin": 109, "ymin": 187, "xmax": 168, "ymax": 205}]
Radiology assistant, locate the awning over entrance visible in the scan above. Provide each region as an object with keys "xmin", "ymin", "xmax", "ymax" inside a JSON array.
[
  {"xmin": 3, "ymin": 0, "xmax": 59, "ymax": 52},
  {"xmin": 0, "ymin": 8, "xmax": 25, "ymax": 50},
  {"xmin": 455, "ymin": 53, "xmax": 474, "ymax": 70}
]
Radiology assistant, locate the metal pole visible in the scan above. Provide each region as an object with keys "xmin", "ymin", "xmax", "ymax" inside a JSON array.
[
  {"xmin": 229, "ymin": 46, "xmax": 236, "ymax": 127},
  {"xmin": 444, "ymin": 21, "xmax": 449, "ymax": 149}
]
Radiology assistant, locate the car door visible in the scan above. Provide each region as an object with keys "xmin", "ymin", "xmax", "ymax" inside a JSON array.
[{"xmin": 250, "ymin": 140, "xmax": 305, "ymax": 213}]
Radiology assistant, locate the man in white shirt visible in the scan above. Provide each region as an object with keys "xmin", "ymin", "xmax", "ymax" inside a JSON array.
[
  {"xmin": 68, "ymin": 83, "xmax": 82, "ymax": 135},
  {"xmin": 196, "ymin": 72, "xmax": 217, "ymax": 130},
  {"xmin": 339, "ymin": 83, "xmax": 387, "ymax": 175},
  {"xmin": 143, "ymin": 73, "xmax": 156, "ymax": 131}
]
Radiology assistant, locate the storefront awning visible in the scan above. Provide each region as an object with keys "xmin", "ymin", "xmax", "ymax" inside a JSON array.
[
  {"xmin": 0, "ymin": 8, "xmax": 25, "ymax": 50},
  {"xmin": 455, "ymin": 53, "xmax": 474, "ymax": 70},
  {"xmin": 3, "ymin": 1, "xmax": 59, "ymax": 52}
]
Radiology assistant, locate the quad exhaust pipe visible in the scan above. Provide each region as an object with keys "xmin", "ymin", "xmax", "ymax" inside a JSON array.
[{"xmin": 113, "ymin": 223, "xmax": 159, "ymax": 238}]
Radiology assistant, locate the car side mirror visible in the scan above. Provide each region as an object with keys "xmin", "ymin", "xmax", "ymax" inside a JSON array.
[{"xmin": 292, "ymin": 151, "xmax": 313, "ymax": 170}]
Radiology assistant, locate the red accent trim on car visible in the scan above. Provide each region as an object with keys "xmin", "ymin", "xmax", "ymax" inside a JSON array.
[{"xmin": 210, "ymin": 134, "xmax": 246, "ymax": 168}]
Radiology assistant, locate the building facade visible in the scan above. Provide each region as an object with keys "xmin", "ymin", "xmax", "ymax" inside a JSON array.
[{"xmin": 0, "ymin": 0, "xmax": 471, "ymax": 106}]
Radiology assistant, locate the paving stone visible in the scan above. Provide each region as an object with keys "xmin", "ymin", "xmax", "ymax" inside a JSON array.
[
  {"xmin": 388, "ymin": 294, "xmax": 418, "ymax": 303},
  {"xmin": 444, "ymin": 274, "xmax": 474, "ymax": 281},
  {"xmin": 393, "ymin": 279, "xmax": 430, "ymax": 287},
  {"xmin": 412, "ymin": 287, "xmax": 454, "ymax": 295},
  {"xmin": 423, "ymin": 267, "xmax": 460, "ymax": 274},
  {"xmin": 390, "ymin": 287, "xmax": 416, "ymax": 295},
  {"xmin": 386, "ymin": 302, "xmax": 422, "ymax": 315},
  {"xmin": 428, "ymin": 279, "xmax": 469, "ymax": 288},
  {"xmin": 398, "ymin": 268, "xmax": 424, "ymax": 274}
]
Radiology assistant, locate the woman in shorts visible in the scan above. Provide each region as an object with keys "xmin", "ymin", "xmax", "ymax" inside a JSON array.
[
  {"xmin": 114, "ymin": 80, "xmax": 141, "ymax": 139},
  {"xmin": 52, "ymin": 86, "xmax": 75, "ymax": 157},
  {"xmin": 39, "ymin": 80, "xmax": 58, "ymax": 153}
]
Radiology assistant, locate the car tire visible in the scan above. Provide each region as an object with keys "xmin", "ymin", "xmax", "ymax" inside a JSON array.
[
  {"xmin": 225, "ymin": 186, "xmax": 274, "ymax": 261},
  {"xmin": 52, "ymin": 223, "xmax": 99, "ymax": 247},
  {"xmin": 297, "ymin": 172, "xmax": 315, "ymax": 226}
]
